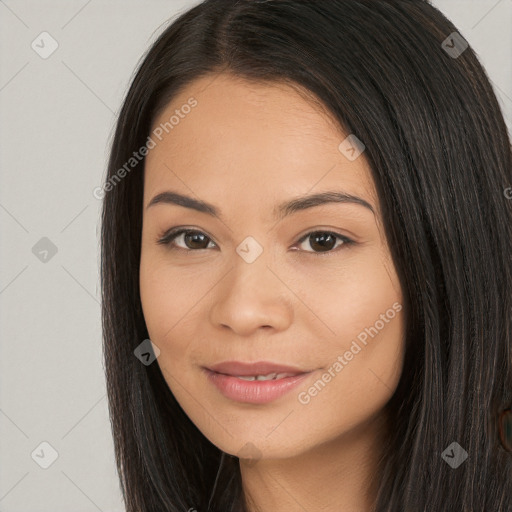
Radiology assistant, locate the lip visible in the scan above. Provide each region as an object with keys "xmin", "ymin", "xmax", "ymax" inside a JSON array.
[
  {"xmin": 206, "ymin": 360, "xmax": 308, "ymax": 377},
  {"xmin": 203, "ymin": 363, "xmax": 314, "ymax": 404}
]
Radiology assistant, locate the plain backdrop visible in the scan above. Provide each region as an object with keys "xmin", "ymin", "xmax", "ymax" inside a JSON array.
[{"xmin": 0, "ymin": 1, "xmax": 510, "ymax": 510}]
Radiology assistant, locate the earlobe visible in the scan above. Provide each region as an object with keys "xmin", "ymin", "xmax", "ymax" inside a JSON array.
[{"xmin": 498, "ymin": 408, "xmax": 512, "ymax": 452}]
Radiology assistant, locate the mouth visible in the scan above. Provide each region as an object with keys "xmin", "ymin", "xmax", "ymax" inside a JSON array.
[
  {"xmin": 203, "ymin": 361, "xmax": 314, "ymax": 404},
  {"xmin": 206, "ymin": 360, "xmax": 310, "ymax": 377},
  {"xmin": 213, "ymin": 372, "xmax": 302, "ymax": 381}
]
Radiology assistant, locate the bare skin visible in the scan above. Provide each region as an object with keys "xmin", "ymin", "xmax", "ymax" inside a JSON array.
[{"xmin": 139, "ymin": 73, "xmax": 405, "ymax": 512}]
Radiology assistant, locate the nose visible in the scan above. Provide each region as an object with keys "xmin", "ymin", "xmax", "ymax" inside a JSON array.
[{"xmin": 208, "ymin": 252, "xmax": 294, "ymax": 337}]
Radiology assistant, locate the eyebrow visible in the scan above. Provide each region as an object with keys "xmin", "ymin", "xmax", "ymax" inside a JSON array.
[{"xmin": 146, "ymin": 190, "xmax": 375, "ymax": 220}]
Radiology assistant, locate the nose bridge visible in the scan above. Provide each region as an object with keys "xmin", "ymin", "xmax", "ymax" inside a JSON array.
[
  {"xmin": 209, "ymin": 237, "xmax": 294, "ymax": 334},
  {"xmin": 235, "ymin": 234, "xmax": 267, "ymax": 266},
  {"xmin": 232, "ymin": 229, "xmax": 287, "ymax": 289},
  {"xmin": 229, "ymin": 236, "xmax": 277, "ymax": 300}
]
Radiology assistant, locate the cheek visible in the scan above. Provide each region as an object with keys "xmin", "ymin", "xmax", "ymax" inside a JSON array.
[
  {"xmin": 139, "ymin": 254, "xmax": 169, "ymax": 341},
  {"xmin": 139, "ymin": 250, "xmax": 222, "ymax": 387},
  {"xmin": 288, "ymin": 249, "xmax": 402, "ymax": 346},
  {"xmin": 139, "ymin": 249, "xmax": 209, "ymax": 340},
  {"xmin": 293, "ymin": 277, "xmax": 404, "ymax": 443},
  {"xmin": 292, "ymin": 250, "xmax": 405, "ymax": 399}
]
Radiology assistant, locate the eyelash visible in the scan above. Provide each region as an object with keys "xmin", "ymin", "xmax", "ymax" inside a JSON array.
[{"xmin": 156, "ymin": 227, "xmax": 355, "ymax": 256}]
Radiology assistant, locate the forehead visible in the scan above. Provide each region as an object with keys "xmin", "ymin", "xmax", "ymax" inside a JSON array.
[{"xmin": 143, "ymin": 73, "xmax": 378, "ymax": 212}]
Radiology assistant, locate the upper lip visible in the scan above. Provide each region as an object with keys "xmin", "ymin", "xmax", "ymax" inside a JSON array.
[{"xmin": 206, "ymin": 361, "xmax": 310, "ymax": 377}]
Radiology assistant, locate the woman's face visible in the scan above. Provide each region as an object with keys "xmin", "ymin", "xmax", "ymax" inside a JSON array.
[{"xmin": 140, "ymin": 73, "xmax": 405, "ymax": 460}]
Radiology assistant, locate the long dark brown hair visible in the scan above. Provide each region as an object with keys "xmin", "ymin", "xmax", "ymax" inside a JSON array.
[{"xmin": 101, "ymin": 1, "xmax": 512, "ymax": 510}]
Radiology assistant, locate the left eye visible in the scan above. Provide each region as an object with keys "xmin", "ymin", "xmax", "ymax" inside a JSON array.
[
  {"xmin": 157, "ymin": 228, "xmax": 353, "ymax": 254},
  {"xmin": 294, "ymin": 231, "xmax": 353, "ymax": 254}
]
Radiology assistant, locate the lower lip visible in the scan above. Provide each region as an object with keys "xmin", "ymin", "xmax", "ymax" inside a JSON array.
[{"xmin": 204, "ymin": 369, "xmax": 312, "ymax": 404}]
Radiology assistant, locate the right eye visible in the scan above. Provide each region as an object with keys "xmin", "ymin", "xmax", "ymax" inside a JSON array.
[{"xmin": 157, "ymin": 228, "xmax": 217, "ymax": 251}]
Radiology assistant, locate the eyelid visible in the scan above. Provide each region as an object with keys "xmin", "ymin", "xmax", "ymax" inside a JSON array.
[
  {"xmin": 292, "ymin": 230, "xmax": 354, "ymax": 255},
  {"xmin": 156, "ymin": 226, "xmax": 218, "ymax": 249}
]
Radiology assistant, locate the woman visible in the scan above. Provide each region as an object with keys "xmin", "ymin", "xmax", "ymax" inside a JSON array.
[{"xmin": 101, "ymin": 1, "xmax": 512, "ymax": 510}]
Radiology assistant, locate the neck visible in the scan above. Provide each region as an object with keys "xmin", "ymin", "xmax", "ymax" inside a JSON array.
[{"xmin": 239, "ymin": 408, "xmax": 389, "ymax": 512}]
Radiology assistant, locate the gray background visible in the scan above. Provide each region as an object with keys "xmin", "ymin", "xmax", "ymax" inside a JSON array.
[{"xmin": 1, "ymin": 1, "xmax": 510, "ymax": 510}]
